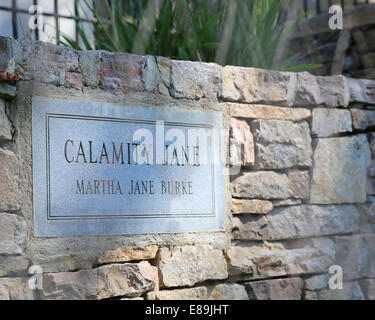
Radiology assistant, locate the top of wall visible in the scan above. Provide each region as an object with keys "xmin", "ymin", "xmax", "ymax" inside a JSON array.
[{"xmin": 1, "ymin": 36, "xmax": 375, "ymax": 108}]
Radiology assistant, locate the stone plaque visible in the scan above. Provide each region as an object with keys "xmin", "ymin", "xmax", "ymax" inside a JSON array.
[{"xmin": 32, "ymin": 96, "xmax": 224, "ymax": 237}]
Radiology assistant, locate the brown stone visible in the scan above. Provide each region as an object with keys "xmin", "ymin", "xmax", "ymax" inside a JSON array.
[
  {"xmin": 223, "ymin": 66, "xmax": 295, "ymax": 106},
  {"xmin": 0, "ymin": 213, "xmax": 26, "ymax": 255},
  {"xmin": 98, "ymin": 51, "xmax": 146, "ymax": 94},
  {"xmin": 224, "ymin": 103, "xmax": 311, "ymax": 121},
  {"xmin": 229, "ymin": 118, "xmax": 254, "ymax": 166},
  {"xmin": 0, "ymin": 148, "xmax": 21, "ymax": 212},
  {"xmin": 232, "ymin": 199, "xmax": 273, "ymax": 215},
  {"xmin": 42, "ymin": 261, "xmax": 156, "ymax": 300},
  {"xmin": 351, "ymin": 109, "xmax": 375, "ymax": 130},
  {"xmin": 155, "ymin": 245, "xmax": 228, "ymax": 288},
  {"xmin": 146, "ymin": 287, "xmax": 207, "ymax": 300},
  {"xmin": 245, "ymin": 277, "xmax": 303, "ymax": 300},
  {"xmin": 97, "ymin": 245, "xmax": 158, "ymax": 264}
]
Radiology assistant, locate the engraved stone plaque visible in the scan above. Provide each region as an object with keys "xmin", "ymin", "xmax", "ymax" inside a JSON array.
[{"xmin": 32, "ymin": 96, "xmax": 224, "ymax": 237}]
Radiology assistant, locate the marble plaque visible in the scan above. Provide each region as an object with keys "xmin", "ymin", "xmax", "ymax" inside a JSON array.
[{"xmin": 32, "ymin": 96, "xmax": 224, "ymax": 237}]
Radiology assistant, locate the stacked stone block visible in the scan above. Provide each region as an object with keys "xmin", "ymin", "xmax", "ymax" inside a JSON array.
[{"xmin": 0, "ymin": 36, "xmax": 374, "ymax": 300}]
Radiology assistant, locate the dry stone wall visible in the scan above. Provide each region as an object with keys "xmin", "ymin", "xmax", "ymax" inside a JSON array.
[{"xmin": 0, "ymin": 36, "xmax": 374, "ymax": 300}]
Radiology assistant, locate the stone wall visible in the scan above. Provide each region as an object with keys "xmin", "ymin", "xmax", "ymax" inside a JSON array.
[{"xmin": 0, "ymin": 37, "xmax": 374, "ymax": 300}]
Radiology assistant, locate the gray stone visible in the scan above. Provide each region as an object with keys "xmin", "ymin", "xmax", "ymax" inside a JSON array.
[
  {"xmin": 42, "ymin": 261, "xmax": 156, "ymax": 300},
  {"xmin": 232, "ymin": 199, "xmax": 273, "ymax": 215},
  {"xmin": 231, "ymin": 170, "xmax": 309, "ymax": 200},
  {"xmin": 334, "ymin": 234, "xmax": 375, "ymax": 280},
  {"xmin": 305, "ymin": 274, "xmax": 328, "ymax": 290},
  {"xmin": 348, "ymin": 78, "xmax": 375, "ymax": 105},
  {"xmin": 0, "ymin": 256, "xmax": 29, "ymax": 277},
  {"xmin": 252, "ymin": 120, "xmax": 312, "ymax": 169},
  {"xmin": 79, "ymin": 51, "xmax": 100, "ymax": 87},
  {"xmin": 0, "ymin": 148, "xmax": 21, "ymax": 212},
  {"xmin": 224, "ymin": 103, "xmax": 311, "ymax": 121},
  {"xmin": 146, "ymin": 287, "xmax": 207, "ymax": 300},
  {"xmin": 295, "ymin": 73, "xmax": 349, "ymax": 107},
  {"xmin": 318, "ymin": 281, "xmax": 364, "ymax": 300},
  {"xmin": 171, "ymin": 60, "xmax": 221, "ymax": 100},
  {"xmin": 310, "ymin": 135, "xmax": 370, "ymax": 204},
  {"xmin": 0, "ymin": 82, "xmax": 16, "ymax": 100},
  {"xmin": 0, "ymin": 213, "xmax": 26, "ymax": 255},
  {"xmin": 155, "ymin": 245, "xmax": 228, "ymax": 288},
  {"xmin": 232, "ymin": 205, "xmax": 360, "ymax": 241},
  {"xmin": 222, "ymin": 66, "xmax": 295, "ymax": 106},
  {"xmin": 229, "ymin": 118, "xmax": 255, "ymax": 166},
  {"xmin": 246, "ymin": 277, "xmax": 303, "ymax": 300},
  {"xmin": 227, "ymin": 245, "xmax": 334, "ymax": 281},
  {"xmin": 207, "ymin": 283, "xmax": 249, "ymax": 300},
  {"xmin": 0, "ymin": 277, "xmax": 34, "ymax": 300},
  {"xmin": 317, "ymin": 75, "xmax": 350, "ymax": 107},
  {"xmin": 0, "ymin": 98, "xmax": 12, "ymax": 142},
  {"xmin": 359, "ymin": 279, "xmax": 375, "ymax": 300},
  {"xmin": 312, "ymin": 108, "xmax": 352, "ymax": 137},
  {"xmin": 351, "ymin": 109, "xmax": 375, "ymax": 130}
]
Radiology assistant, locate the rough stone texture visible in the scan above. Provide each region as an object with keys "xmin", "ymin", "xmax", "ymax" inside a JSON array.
[
  {"xmin": 305, "ymin": 275, "xmax": 328, "ymax": 290},
  {"xmin": 351, "ymin": 109, "xmax": 375, "ymax": 130},
  {"xmin": 334, "ymin": 234, "xmax": 375, "ymax": 280},
  {"xmin": 0, "ymin": 277, "xmax": 33, "ymax": 300},
  {"xmin": 20, "ymin": 40, "xmax": 84, "ymax": 89},
  {"xmin": 310, "ymin": 135, "xmax": 371, "ymax": 204},
  {"xmin": 295, "ymin": 73, "xmax": 350, "ymax": 107},
  {"xmin": 348, "ymin": 78, "xmax": 375, "ymax": 105},
  {"xmin": 246, "ymin": 277, "xmax": 303, "ymax": 300},
  {"xmin": 312, "ymin": 108, "xmax": 352, "ymax": 137},
  {"xmin": 231, "ymin": 170, "xmax": 309, "ymax": 200},
  {"xmin": 97, "ymin": 245, "xmax": 158, "ymax": 264},
  {"xmin": 0, "ymin": 148, "xmax": 21, "ymax": 212},
  {"xmin": 232, "ymin": 199, "xmax": 273, "ymax": 215},
  {"xmin": 222, "ymin": 66, "xmax": 295, "ymax": 106},
  {"xmin": 171, "ymin": 60, "xmax": 221, "ymax": 100},
  {"xmin": 359, "ymin": 279, "xmax": 375, "ymax": 300},
  {"xmin": 0, "ymin": 83, "xmax": 16, "ymax": 100},
  {"xmin": 79, "ymin": 51, "xmax": 101, "ymax": 87},
  {"xmin": 155, "ymin": 245, "xmax": 228, "ymax": 288},
  {"xmin": 303, "ymin": 290, "xmax": 318, "ymax": 300},
  {"xmin": 229, "ymin": 118, "xmax": 254, "ymax": 167},
  {"xmin": 227, "ymin": 245, "xmax": 334, "ymax": 281},
  {"xmin": 0, "ymin": 213, "xmax": 26, "ymax": 255},
  {"xmin": 0, "ymin": 255, "xmax": 29, "ymax": 277},
  {"xmin": 98, "ymin": 51, "xmax": 146, "ymax": 94},
  {"xmin": 207, "ymin": 283, "xmax": 249, "ymax": 300},
  {"xmin": 318, "ymin": 281, "xmax": 364, "ymax": 300},
  {"xmin": 0, "ymin": 98, "xmax": 12, "ymax": 142},
  {"xmin": 42, "ymin": 261, "xmax": 156, "ymax": 300},
  {"xmin": 252, "ymin": 120, "xmax": 312, "ymax": 169},
  {"xmin": 232, "ymin": 205, "xmax": 360, "ymax": 241},
  {"xmin": 224, "ymin": 103, "xmax": 311, "ymax": 121},
  {"xmin": 146, "ymin": 287, "xmax": 207, "ymax": 300}
]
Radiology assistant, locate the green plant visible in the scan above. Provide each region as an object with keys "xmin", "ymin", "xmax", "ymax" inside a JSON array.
[{"xmin": 60, "ymin": 0, "xmax": 320, "ymax": 71}]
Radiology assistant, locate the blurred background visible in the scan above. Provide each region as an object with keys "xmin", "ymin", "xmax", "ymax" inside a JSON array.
[{"xmin": 1, "ymin": 0, "xmax": 375, "ymax": 79}]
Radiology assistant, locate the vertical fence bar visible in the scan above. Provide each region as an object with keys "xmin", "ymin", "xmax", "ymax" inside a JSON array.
[
  {"xmin": 303, "ymin": 0, "xmax": 308, "ymax": 17},
  {"xmin": 316, "ymin": 0, "xmax": 321, "ymax": 14},
  {"xmin": 33, "ymin": 0, "xmax": 39, "ymax": 40},
  {"xmin": 11, "ymin": 0, "xmax": 17, "ymax": 38},
  {"xmin": 54, "ymin": 0, "xmax": 59, "ymax": 43}
]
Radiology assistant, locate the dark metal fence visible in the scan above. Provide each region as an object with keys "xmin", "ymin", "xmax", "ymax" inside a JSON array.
[{"xmin": 0, "ymin": 0, "xmax": 94, "ymax": 43}]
